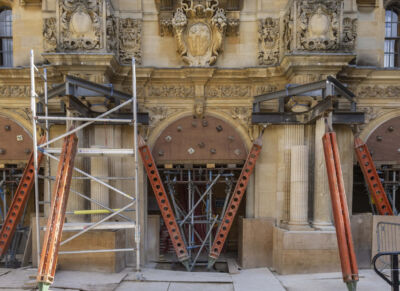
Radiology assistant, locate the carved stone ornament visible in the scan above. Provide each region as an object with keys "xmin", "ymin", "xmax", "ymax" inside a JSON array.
[
  {"xmin": 205, "ymin": 84, "xmax": 250, "ymax": 98},
  {"xmin": 119, "ymin": 18, "xmax": 142, "ymax": 64},
  {"xmin": 59, "ymin": 0, "xmax": 103, "ymax": 50},
  {"xmin": 148, "ymin": 84, "xmax": 195, "ymax": 98},
  {"xmin": 356, "ymin": 85, "xmax": 400, "ymax": 98},
  {"xmin": 172, "ymin": 0, "xmax": 227, "ymax": 66},
  {"xmin": 297, "ymin": 1, "xmax": 341, "ymax": 51},
  {"xmin": 258, "ymin": 17, "xmax": 280, "ymax": 66},
  {"xmin": 342, "ymin": 17, "xmax": 357, "ymax": 50},
  {"xmin": 43, "ymin": 18, "xmax": 57, "ymax": 52}
]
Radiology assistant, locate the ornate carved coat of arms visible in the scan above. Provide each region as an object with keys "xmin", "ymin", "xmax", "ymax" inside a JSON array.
[{"xmin": 172, "ymin": 0, "xmax": 227, "ymax": 66}]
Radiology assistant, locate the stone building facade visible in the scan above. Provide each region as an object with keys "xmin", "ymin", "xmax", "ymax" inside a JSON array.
[{"xmin": 0, "ymin": 0, "xmax": 399, "ymax": 274}]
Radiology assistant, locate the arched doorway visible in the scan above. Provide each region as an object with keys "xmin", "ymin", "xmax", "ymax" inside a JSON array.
[
  {"xmin": 353, "ymin": 116, "xmax": 400, "ymax": 214},
  {"xmin": 148, "ymin": 115, "xmax": 248, "ymax": 270}
]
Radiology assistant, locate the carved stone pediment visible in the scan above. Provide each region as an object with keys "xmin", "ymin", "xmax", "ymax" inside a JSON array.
[{"xmin": 171, "ymin": 0, "xmax": 227, "ymax": 66}]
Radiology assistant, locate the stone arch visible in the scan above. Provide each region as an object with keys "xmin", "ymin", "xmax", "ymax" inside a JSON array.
[
  {"xmin": 147, "ymin": 109, "xmax": 252, "ymax": 151},
  {"xmin": 359, "ymin": 108, "xmax": 400, "ymax": 142}
]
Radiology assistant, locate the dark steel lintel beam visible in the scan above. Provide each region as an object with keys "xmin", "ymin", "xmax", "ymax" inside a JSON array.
[
  {"xmin": 252, "ymin": 112, "xmax": 364, "ymax": 125},
  {"xmin": 66, "ymin": 96, "xmax": 93, "ymax": 117}
]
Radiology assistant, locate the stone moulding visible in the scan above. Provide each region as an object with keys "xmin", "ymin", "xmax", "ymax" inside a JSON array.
[
  {"xmin": 356, "ymin": 85, "xmax": 400, "ymax": 98},
  {"xmin": 205, "ymin": 84, "xmax": 251, "ymax": 98}
]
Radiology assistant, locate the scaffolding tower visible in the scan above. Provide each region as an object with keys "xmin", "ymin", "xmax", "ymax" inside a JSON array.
[{"xmin": 30, "ymin": 50, "xmax": 143, "ymax": 271}]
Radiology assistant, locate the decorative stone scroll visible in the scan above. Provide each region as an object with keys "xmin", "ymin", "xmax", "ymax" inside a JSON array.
[
  {"xmin": 258, "ymin": 17, "xmax": 280, "ymax": 66},
  {"xmin": 43, "ymin": 18, "xmax": 57, "ymax": 53},
  {"xmin": 342, "ymin": 17, "xmax": 358, "ymax": 50},
  {"xmin": 118, "ymin": 18, "xmax": 142, "ymax": 64}
]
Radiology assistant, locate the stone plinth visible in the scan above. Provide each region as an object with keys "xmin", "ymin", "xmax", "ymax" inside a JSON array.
[
  {"xmin": 238, "ymin": 217, "xmax": 275, "ymax": 268},
  {"xmin": 272, "ymin": 226, "xmax": 341, "ymax": 274}
]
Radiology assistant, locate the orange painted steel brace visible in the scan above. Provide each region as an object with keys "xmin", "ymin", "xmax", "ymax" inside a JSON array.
[
  {"xmin": 354, "ymin": 137, "xmax": 393, "ymax": 216},
  {"xmin": 208, "ymin": 136, "xmax": 263, "ymax": 268},
  {"xmin": 138, "ymin": 136, "xmax": 190, "ymax": 270},
  {"xmin": 37, "ymin": 133, "xmax": 78, "ymax": 291},
  {"xmin": 0, "ymin": 135, "xmax": 46, "ymax": 257},
  {"xmin": 323, "ymin": 132, "xmax": 359, "ymax": 291}
]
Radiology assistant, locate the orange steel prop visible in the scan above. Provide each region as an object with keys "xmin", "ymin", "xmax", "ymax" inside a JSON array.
[
  {"xmin": 138, "ymin": 136, "xmax": 190, "ymax": 270},
  {"xmin": 208, "ymin": 137, "xmax": 262, "ymax": 268},
  {"xmin": 37, "ymin": 133, "xmax": 78, "ymax": 286},
  {"xmin": 0, "ymin": 136, "xmax": 46, "ymax": 257},
  {"xmin": 323, "ymin": 132, "xmax": 358, "ymax": 290},
  {"xmin": 354, "ymin": 137, "xmax": 393, "ymax": 215}
]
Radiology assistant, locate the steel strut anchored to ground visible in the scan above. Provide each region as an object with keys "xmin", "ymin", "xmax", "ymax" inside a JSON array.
[
  {"xmin": 354, "ymin": 137, "xmax": 393, "ymax": 216},
  {"xmin": 138, "ymin": 136, "xmax": 190, "ymax": 270},
  {"xmin": 37, "ymin": 133, "xmax": 78, "ymax": 291},
  {"xmin": 208, "ymin": 136, "xmax": 263, "ymax": 269},
  {"xmin": 0, "ymin": 136, "xmax": 46, "ymax": 257},
  {"xmin": 323, "ymin": 132, "xmax": 359, "ymax": 291}
]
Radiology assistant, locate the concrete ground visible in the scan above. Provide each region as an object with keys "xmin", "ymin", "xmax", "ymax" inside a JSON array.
[{"xmin": 0, "ymin": 267, "xmax": 391, "ymax": 291}]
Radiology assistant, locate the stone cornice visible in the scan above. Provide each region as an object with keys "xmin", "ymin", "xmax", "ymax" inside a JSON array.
[{"xmin": 339, "ymin": 66, "xmax": 400, "ymax": 83}]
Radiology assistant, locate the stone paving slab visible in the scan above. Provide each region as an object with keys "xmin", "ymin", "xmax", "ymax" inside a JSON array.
[
  {"xmin": 277, "ymin": 269, "xmax": 390, "ymax": 291},
  {"xmin": 169, "ymin": 282, "xmax": 234, "ymax": 291},
  {"xmin": 0, "ymin": 267, "xmax": 36, "ymax": 289},
  {"xmin": 124, "ymin": 268, "xmax": 233, "ymax": 283},
  {"xmin": 231, "ymin": 268, "xmax": 285, "ymax": 291},
  {"xmin": 115, "ymin": 281, "xmax": 170, "ymax": 291}
]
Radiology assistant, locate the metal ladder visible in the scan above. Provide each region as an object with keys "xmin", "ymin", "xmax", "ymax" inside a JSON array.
[
  {"xmin": 354, "ymin": 137, "xmax": 393, "ymax": 216},
  {"xmin": 0, "ymin": 136, "xmax": 46, "ymax": 257},
  {"xmin": 208, "ymin": 136, "xmax": 263, "ymax": 268},
  {"xmin": 138, "ymin": 136, "xmax": 190, "ymax": 270},
  {"xmin": 323, "ymin": 131, "xmax": 359, "ymax": 291},
  {"xmin": 37, "ymin": 133, "xmax": 78, "ymax": 291}
]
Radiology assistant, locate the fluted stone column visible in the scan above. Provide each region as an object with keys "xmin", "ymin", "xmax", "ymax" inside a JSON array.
[
  {"xmin": 312, "ymin": 117, "xmax": 333, "ymax": 230},
  {"xmin": 282, "ymin": 125, "xmax": 304, "ymax": 224},
  {"xmin": 288, "ymin": 145, "xmax": 310, "ymax": 230}
]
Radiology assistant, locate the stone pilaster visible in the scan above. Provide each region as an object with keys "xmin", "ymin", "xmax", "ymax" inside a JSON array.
[
  {"xmin": 90, "ymin": 154, "xmax": 110, "ymax": 222},
  {"xmin": 288, "ymin": 145, "xmax": 310, "ymax": 230},
  {"xmin": 312, "ymin": 117, "xmax": 333, "ymax": 230}
]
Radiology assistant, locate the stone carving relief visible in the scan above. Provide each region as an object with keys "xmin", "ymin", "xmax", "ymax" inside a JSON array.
[
  {"xmin": 171, "ymin": 0, "xmax": 227, "ymax": 66},
  {"xmin": 205, "ymin": 84, "xmax": 250, "ymax": 98},
  {"xmin": 342, "ymin": 17, "xmax": 357, "ymax": 50},
  {"xmin": 356, "ymin": 85, "xmax": 400, "ymax": 98},
  {"xmin": 281, "ymin": 0, "xmax": 350, "ymax": 53},
  {"xmin": 0, "ymin": 85, "xmax": 43, "ymax": 97},
  {"xmin": 297, "ymin": 1, "xmax": 340, "ymax": 51},
  {"xmin": 46, "ymin": 1, "xmax": 142, "ymax": 65},
  {"xmin": 148, "ymin": 85, "xmax": 195, "ymax": 98},
  {"xmin": 43, "ymin": 18, "xmax": 57, "ymax": 52},
  {"xmin": 255, "ymin": 85, "xmax": 279, "ymax": 95},
  {"xmin": 231, "ymin": 106, "xmax": 251, "ymax": 126},
  {"xmin": 258, "ymin": 18, "xmax": 280, "ymax": 66},
  {"xmin": 59, "ymin": 0, "xmax": 103, "ymax": 50},
  {"xmin": 119, "ymin": 18, "xmax": 142, "ymax": 64}
]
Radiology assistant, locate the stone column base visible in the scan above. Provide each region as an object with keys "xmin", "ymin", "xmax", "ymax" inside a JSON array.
[{"xmin": 272, "ymin": 226, "xmax": 341, "ymax": 274}]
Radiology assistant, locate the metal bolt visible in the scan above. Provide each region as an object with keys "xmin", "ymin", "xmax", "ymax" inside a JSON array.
[
  {"xmin": 216, "ymin": 125, "xmax": 223, "ymax": 132},
  {"xmin": 188, "ymin": 148, "xmax": 195, "ymax": 155},
  {"xmin": 388, "ymin": 126, "xmax": 394, "ymax": 132},
  {"xmin": 177, "ymin": 126, "xmax": 182, "ymax": 132},
  {"xmin": 192, "ymin": 121, "xmax": 197, "ymax": 128},
  {"xmin": 376, "ymin": 136, "xmax": 383, "ymax": 142},
  {"xmin": 4, "ymin": 125, "xmax": 10, "ymax": 131},
  {"xmin": 0, "ymin": 149, "xmax": 5, "ymax": 155},
  {"xmin": 234, "ymin": 149, "xmax": 241, "ymax": 156},
  {"xmin": 228, "ymin": 136, "xmax": 234, "ymax": 142},
  {"xmin": 16, "ymin": 135, "xmax": 23, "ymax": 141},
  {"xmin": 198, "ymin": 142, "xmax": 205, "ymax": 148},
  {"xmin": 202, "ymin": 120, "xmax": 208, "ymax": 127},
  {"xmin": 24, "ymin": 149, "xmax": 31, "ymax": 155},
  {"xmin": 210, "ymin": 148, "xmax": 216, "ymax": 154},
  {"xmin": 158, "ymin": 150, "xmax": 164, "ymax": 156},
  {"xmin": 165, "ymin": 135, "xmax": 172, "ymax": 142}
]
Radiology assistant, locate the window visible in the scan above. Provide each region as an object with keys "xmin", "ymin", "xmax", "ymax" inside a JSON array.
[
  {"xmin": 0, "ymin": 8, "xmax": 12, "ymax": 67},
  {"xmin": 385, "ymin": 6, "xmax": 400, "ymax": 67}
]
